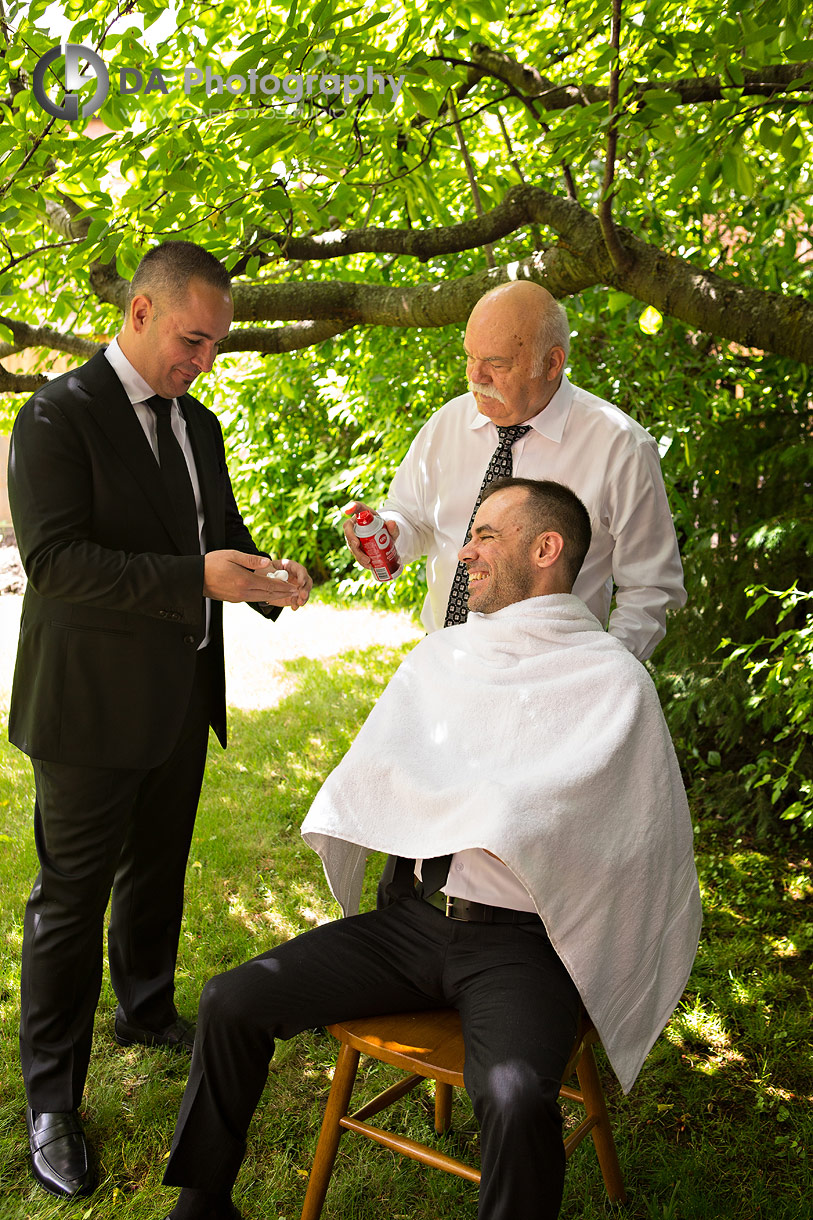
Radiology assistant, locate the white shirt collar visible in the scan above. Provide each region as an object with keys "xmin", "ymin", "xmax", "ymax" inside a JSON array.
[
  {"xmin": 104, "ymin": 336, "xmax": 167, "ymax": 406},
  {"xmin": 467, "ymin": 373, "xmax": 574, "ymax": 445}
]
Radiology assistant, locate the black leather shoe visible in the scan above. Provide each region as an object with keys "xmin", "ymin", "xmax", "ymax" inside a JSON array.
[
  {"xmin": 115, "ymin": 1013, "xmax": 195, "ymax": 1051},
  {"xmin": 27, "ymin": 1108, "xmax": 95, "ymax": 1198}
]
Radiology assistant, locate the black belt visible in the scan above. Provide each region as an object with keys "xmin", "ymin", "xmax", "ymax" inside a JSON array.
[{"xmin": 420, "ymin": 889, "xmax": 541, "ymax": 925}]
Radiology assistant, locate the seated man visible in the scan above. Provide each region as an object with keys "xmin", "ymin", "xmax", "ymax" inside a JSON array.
[{"xmin": 160, "ymin": 478, "xmax": 701, "ymax": 1220}]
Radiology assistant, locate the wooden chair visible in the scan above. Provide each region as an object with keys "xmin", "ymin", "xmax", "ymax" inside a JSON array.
[{"xmin": 300, "ymin": 1006, "xmax": 627, "ymax": 1220}]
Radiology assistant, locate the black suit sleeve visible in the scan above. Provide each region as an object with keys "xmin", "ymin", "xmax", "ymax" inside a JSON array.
[{"xmin": 10, "ymin": 392, "xmax": 205, "ymax": 625}]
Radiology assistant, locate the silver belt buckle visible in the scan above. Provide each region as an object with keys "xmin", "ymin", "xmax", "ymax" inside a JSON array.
[{"xmin": 445, "ymin": 894, "xmax": 465, "ymax": 920}]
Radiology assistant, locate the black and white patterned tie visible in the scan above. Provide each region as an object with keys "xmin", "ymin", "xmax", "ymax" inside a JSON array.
[
  {"xmin": 444, "ymin": 424, "xmax": 531, "ymax": 626},
  {"xmin": 146, "ymin": 394, "xmax": 199, "ymax": 552}
]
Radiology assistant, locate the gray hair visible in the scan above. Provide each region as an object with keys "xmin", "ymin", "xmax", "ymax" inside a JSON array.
[{"xmin": 530, "ymin": 297, "xmax": 570, "ymax": 374}]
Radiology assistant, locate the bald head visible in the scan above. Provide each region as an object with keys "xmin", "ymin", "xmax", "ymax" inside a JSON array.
[
  {"xmin": 464, "ymin": 282, "xmax": 569, "ymax": 425},
  {"xmin": 469, "ymin": 282, "xmax": 570, "ymax": 364}
]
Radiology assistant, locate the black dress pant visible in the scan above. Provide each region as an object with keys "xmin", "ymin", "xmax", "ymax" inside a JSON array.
[
  {"xmin": 164, "ymin": 894, "xmax": 581, "ymax": 1220},
  {"xmin": 20, "ymin": 648, "xmax": 214, "ymax": 1113}
]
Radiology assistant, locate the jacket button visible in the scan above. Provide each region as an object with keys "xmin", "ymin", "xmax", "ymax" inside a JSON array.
[{"xmin": 183, "ymin": 634, "xmax": 196, "ymax": 645}]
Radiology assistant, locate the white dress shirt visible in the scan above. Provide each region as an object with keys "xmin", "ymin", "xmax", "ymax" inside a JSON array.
[
  {"xmin": 382, "ymin": 374, "xmax": 686, "ymax": 661},
  {"xmin": 417, "ymin": 849, "xmax": 537, "ymax": 911},
  {"xmin": 104, "ymin": 338, "xmax": 211, "ymax": 646}
]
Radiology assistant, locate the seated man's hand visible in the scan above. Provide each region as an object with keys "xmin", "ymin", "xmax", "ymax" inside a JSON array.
[
  {"xmin": 342, "ymin": 500, "xmax": 400, "ymax": 570},
  {"xmin": 203, "ymin": 551, "xmax": 312, "ymax": 608}
]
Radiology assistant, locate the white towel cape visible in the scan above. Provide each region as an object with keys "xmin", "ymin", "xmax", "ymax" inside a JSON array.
[{"xmin": 302, "ymin": 594, "xmax": 701, "ymax": 1092}]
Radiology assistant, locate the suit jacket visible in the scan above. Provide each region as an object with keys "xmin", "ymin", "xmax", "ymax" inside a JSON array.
[{"xmin": 7, "ymin": 349, "xmax": 274, "ymax": 769}]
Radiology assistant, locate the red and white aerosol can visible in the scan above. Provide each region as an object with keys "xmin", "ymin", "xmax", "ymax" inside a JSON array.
[{"xmin": 347, "ymin": 508, "xmax": 403, "ymax": 582}]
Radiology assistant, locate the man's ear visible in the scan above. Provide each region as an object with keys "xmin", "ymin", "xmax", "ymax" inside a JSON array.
[
  {"xmin": 545, "ymin": 346, "xmax": 566, "ymax": 382},
  {"xmin": 534, "ymin": 530, "xmax": 565, "ymax": 569},
  {"xmin": 128, "ymin": 293, "xmax": 154, "ymax": 335}
]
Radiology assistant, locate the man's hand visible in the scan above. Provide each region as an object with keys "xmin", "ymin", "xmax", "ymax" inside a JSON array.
[
  {"xmin": 267, "ymin": 558, "xmax": 312, "ymax": 610},
  {"xmin": 342, "ymin": 500, "xmax": 400, "ymax": 571},
  {"xmin": 203, "ymin": 551, "xmax": 312, "ymax": 609}
]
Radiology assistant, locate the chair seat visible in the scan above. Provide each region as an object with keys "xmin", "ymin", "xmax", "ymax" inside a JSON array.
[
  {"xmin": 300, "ymin": 1006, "xmax": 626, "ymax": 1220},
  {"xmin": 328, "ymin": 1008, "xmax": 466, "ymax": 1084}
]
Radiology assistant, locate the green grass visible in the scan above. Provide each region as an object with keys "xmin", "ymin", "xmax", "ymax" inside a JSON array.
[{"xmin": 0, "ymin": 638, "xmax": 811, "ymax": 1219}]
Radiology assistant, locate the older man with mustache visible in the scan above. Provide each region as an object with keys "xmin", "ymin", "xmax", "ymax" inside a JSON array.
[{"xmin": 344, "ymin": 280, "xmax": 685, "ymax": 661}]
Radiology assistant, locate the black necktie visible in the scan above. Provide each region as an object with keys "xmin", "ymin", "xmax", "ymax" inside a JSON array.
[
  {"xmin": 444, "ymin": 424, "xmax": 531, "ymax": 626},
  {"xmin": 417, "ymin": 854, "xmax": 453, "ymax": 899},
  {"xmin": 146, "ymin": 395, "xmax": 199, "ymax": 552}
]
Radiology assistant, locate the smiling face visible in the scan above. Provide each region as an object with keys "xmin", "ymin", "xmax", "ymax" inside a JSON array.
[
  {"xmin": 122, "ymin": 276, "xmax": 233, "ymax": 400},
  {"xmin": 463, "ymin": 284, "xmax": 566, "ymax": 426},
  {"xmin": 459, "ymin": 486, "xmax": 543, "ymax": 615}
]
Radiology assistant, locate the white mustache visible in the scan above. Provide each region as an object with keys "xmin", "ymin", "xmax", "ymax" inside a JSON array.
[{"xmin": 468, "ymin": 380, "xmax": 506, "ymax": 402}]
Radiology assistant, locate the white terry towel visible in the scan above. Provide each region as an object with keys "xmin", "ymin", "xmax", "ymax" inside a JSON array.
[{"xmin": 302, "ymin": 594, "xmax": 702, "ymax": 1093}]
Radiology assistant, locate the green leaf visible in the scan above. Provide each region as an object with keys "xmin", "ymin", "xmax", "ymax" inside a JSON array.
[
  {"xmin": 606, "ymin": 291, "xmax": 631, "ymax": 313},
  {"xmin": 721, "ymin": 150, "xmax": 754, "ymax": 195},
  {"xmin": 639, "ymin": 90, "xmax": 681, "ymax": 113},
  {"xmin": 639, "ymin": 306, "xmax": 663, "ymax": 335},
  {"xmin": 671, "ymin": 158, "xmax": 701, "ymax": 194},
  {"xmin": 354, "ymin": 12, "xmax": 390, "ymax": 32},
  {"xmin": 406, "ymin": 85, "xmax": 439, "ymax": 119},
  {"xmin": 738, "ymin": 24, "xmax": 784, "ymax": 47},
  {"xmin": 98, "ymin": 233, "xmax": 124, "ymax": 262},
  {"xmin": 781, "ymin": 123, "xmax": 804, "ymax": 163},
  {"xmin": 86, "ymin": 216, "xmax": 110, "ymax": 241},
  {"xmin": 782, "ymin": 39, "xmax": 813, "ymax": 60},
  {"xmin": 757, "ymin": 119, "xmax": 782, "ymax": 153}
]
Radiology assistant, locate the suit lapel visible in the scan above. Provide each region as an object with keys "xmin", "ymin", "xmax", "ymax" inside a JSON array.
[{"xmin": 80, "ymin": 352, "xmax": 200, "ymax": 554}]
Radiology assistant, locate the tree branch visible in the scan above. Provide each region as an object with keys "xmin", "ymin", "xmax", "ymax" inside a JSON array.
[
  {"xmin": 261, "ymin": 190, "xmax": 543, "ymax": 262},
  {"xmin": 46, "ymin": 194, "xmax": 92, "ymax": 241},
  {"xmin": 221, "ymin": 319, "xmax": 355, "ymax": 354},
  {"xmin": 31, "ymin": 189, "xmax": 813, "ymax": 376},
  {"xmin": 229, "ymin": 191, "xmax": 813, "ymax": 365},
  {"xmin": 0, "ymin": 314, "xmax": 103, "ymax": 360},
  {"xmin": 0, "ymin": 363, "xmax": 49, "ymax": 393},
  {"xmin": 468, "ymin": 44, "xmax": 813, "ymax": 111}
]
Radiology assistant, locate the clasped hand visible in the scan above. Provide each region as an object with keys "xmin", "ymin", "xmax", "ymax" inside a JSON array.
[{"xmin": 203, "ymin": 551, "xmax": 312, "ymax": 609}]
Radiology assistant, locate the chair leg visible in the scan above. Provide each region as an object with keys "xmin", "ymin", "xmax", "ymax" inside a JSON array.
[
  {"xmin": 575, "ymin": 1043, "xmax": 627, "ymax": 1203},
  {"xmin": 434, "ymin": 1081, "xmax": 453, "ymax": 1134},
  {"xmin": 301, "ymin": 1042, "xmax": 362, "ymax": 1220}
]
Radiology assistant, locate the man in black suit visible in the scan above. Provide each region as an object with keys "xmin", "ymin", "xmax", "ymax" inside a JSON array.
[{"xmin": 7, "ymin": 240, "xmax": 312, "ymax": 1200}]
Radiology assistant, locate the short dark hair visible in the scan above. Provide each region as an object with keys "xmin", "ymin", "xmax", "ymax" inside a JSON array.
[
  {"xmin": 129, "ymin": 240, "xmax": 231, "ymax": 305},
  {"xmin": 481, "ymin": 477, "xmax": 592, "ymax": 586}
]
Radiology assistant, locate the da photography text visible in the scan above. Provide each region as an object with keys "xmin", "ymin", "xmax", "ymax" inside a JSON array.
[{"xmin": 32, "ymin": 42, "xmax": 406, "ymax": 120}]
